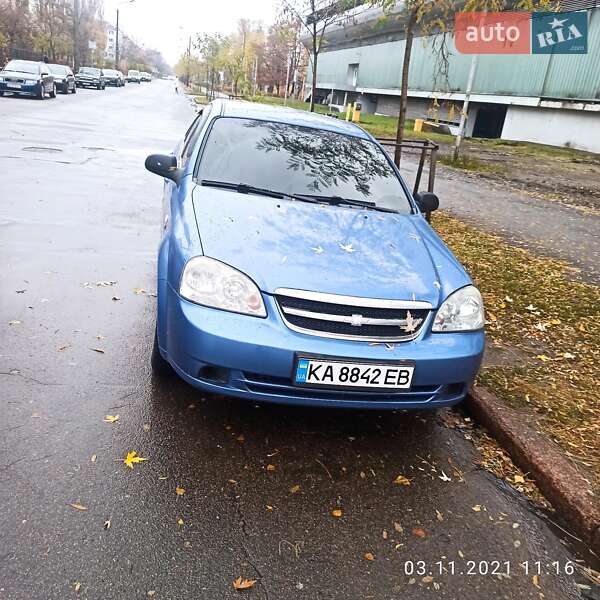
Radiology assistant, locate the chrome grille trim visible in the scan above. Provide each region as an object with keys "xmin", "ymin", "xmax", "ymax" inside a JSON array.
[
  {"xmin": 281, "ymin": 306, "xmax": 412, "ymax": 327},
  {"xmin": 274, "ymin": 288, "xmax": 432, "ymax": 310},
  {"xmin": 274, "ymin": 288, "xmax": 430, "ymax": 342}
]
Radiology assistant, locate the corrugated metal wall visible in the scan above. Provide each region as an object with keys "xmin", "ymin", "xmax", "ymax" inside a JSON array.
[{"xmin": 312, "ymin": 8, "xmax": 600, "ymax": 102}]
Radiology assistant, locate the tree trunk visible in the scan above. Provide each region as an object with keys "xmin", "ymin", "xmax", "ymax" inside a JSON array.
[
  {"xmin": 310, "ymin": 50, "xmax": 318, "ymax": 112},
  {"xmin": 394, "ymin": 8, "xmax": 417, "ymax": 167}
]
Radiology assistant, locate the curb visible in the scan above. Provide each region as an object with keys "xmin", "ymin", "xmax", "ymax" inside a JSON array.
[{"xmin": 466, "ymin": 385, "xmax": 600, "ymax": 554}]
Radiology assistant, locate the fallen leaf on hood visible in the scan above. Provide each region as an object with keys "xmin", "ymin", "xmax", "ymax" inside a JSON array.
[
  {"xmin": 232, "ymin": 577, "xmax": 257, "ymax": 590},
  {"xmin": 103, "ymin": 414, "xmax": 119, "ymax": 423},
  {"xmin": 91, "ymin": 348, "xmax": 105, "ymax": 354},
  {"xmin": 175, "ymin": 486, "xmax": 185, "ymax": 496},
  {"xmin": 8, "ymin": 320, "xmax": 22, "ymax": 326},
  {"xmin": 412, "ymin": 527, "xmax": 427, "ymax": 538},
  {"xmin": 123, "ymin": 451, "xmax": 147, "ymax": 469},
  {"xmin": 338, "ymin": 242, "xmax": 355, "ymax": 253},
  {"xmin": 331, "ymin": 508, "xmax": 343, "ymax": 518},
  {"xmin": 133, "ymin": 287, "xmax": 146, "ymax": 295},
  {"xmin": 364, "ymin": 552, "xmax": 375, "ymax": 561},
  {"xmin": 311, "ymin": 246, "xmax": 324, "ymax": 254},
  {"xmin": 394, "ymin": 474, "xmax": 411, "ymax": 486},
  {"xmin": 69, "ymin": 503, "xmax": 87, "ymax": 511}
]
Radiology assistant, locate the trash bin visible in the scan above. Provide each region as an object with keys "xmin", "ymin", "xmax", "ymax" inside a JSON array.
[{"xmin": 352, "ymin": 102, "xmax": 362, "ymax": 123}]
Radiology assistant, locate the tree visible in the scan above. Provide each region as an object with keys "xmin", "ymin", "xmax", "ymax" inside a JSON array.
[
  {"xmin": 281, "ymin": 0, "xmax": 358, "ymax": 111},
  {"xmin": 379, "ymin": 0, "xmax": 559, "ymax": 165}
]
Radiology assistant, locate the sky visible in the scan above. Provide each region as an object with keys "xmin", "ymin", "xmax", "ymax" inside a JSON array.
[{"xmin": 102, "ymin": 0, "xmax": 278, "ymax": 65}]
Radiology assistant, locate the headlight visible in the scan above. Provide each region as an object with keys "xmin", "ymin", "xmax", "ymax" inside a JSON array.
[
  {"xmin": 55, "ymin": 78, "xmax": 63, "ymax": 83},
  {"xmin": 432, "ymin": 285, "xmax": 484, "ymax": 332},
  {"xmin": 179, "ymin": 256, "xmax": 266, "ymax": 317}
]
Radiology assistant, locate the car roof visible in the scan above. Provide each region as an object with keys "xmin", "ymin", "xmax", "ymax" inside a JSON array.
[{"xmin": 214, "ymin": 99, "xmax": 372, "ymax": 141}]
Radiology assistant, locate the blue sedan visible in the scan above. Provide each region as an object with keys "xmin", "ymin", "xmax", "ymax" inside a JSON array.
[{"xmin": 145, "ymin": 100, "xmax": 484, "ymax": 409}]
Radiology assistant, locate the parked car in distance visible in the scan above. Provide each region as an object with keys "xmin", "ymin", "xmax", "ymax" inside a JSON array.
[
  {"xmin": 127, "ymin": 69, "xmax": 141, "ymax": 83},
  {"xmin": 140, "ymin": 71, "xmax": 151, "ymax": 82},
  {"xmin": 103, "ymin": 68, "xmax": 124, "ymax": 87},
  {"xmin": 145, "ymin": 100, "xmax": 485, "ymax": 410},
  {"xmin": 47, "ymin": 63, "xmax": 76, "ymax": 94},
  {"xmin": 75, "ymin": 67, "xmax": 105, "ymax": 89},
  {"xmin": 0, "ymin": 59, "xmax": 55, "ymax": 99},
  {"xmin": 116, "ymin": 70, "xmax": 126, "ymax": 86}
]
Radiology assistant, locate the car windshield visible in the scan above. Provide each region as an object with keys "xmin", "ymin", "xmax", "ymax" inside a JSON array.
[
  {"xmin": 4, "ymin": 60, "xmax": 39, "ymax": 75},
  {"xmin": 80, "ymin": 67, "xmax": 100, "ymax": 75},
  {"xmin": 197, "ymin": 117, "xmax": 412, "ymax": 213},
  {"xmin": 128, "ymin": 70, "xmax": 139, "ymax": 75},
  {"xmin": 48, "ymin": 64, "xmax": 67, "ymax": 75}
]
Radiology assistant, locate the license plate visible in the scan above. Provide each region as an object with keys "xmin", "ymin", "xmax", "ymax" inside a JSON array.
[
  {"xmin": 294, "ymin": 357, "xmax": 414, "ymax": 390},
  {"xmin": 7, "ymin": 83, "xmax": 21, "ymax": 89}
]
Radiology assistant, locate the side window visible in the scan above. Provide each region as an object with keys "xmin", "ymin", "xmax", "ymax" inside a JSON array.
[{"xmin": 181, "ymin": 106, "xmax": 211, "ymax": 166}]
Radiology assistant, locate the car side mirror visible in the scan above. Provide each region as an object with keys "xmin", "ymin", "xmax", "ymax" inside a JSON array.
[
  {"xmin": 414, "ymin": 191, "xmax": 439, "ymax": 213},
  {"xmin": 145, "ymin": 154, "xmax": 182, "ymax": 185}
]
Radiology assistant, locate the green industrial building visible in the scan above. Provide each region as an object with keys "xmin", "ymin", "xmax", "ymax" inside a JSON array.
[{"xmin": 304, "ymin": 1, "xmax": 600, "ymax": 153}]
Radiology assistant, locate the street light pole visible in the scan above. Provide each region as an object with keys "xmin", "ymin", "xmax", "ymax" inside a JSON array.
[{"xmin": 115, "ymin": 9, "xmax": 120, "ymax": 69}]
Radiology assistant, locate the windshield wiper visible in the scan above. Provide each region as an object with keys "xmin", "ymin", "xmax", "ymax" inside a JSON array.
[
  {"xmin": 201, "ymin": 180, "xmax": 285, "ymax": 199},
  {"xmin": 299, "ymin": 194, "xmax": 399, "ymax": 213}
]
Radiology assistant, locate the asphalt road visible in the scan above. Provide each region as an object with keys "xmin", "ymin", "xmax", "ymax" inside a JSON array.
[{"xmin": 0, "ymin": 81, "xmax": 595, "ymax": 600}]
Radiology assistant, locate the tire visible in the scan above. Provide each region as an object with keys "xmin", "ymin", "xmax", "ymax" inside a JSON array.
[
  {"xmin": 49, "ymin": 84, "xmax": 56, "ymax": 98},
  {"xmin": 72, "ymin": 84, "xmax": 77, "ymax": 94},
  {"xmin": 96, "ymin": 82, "xmax": 101, "ymax": 90},
  {"xmin": 151, "ymin": 326, "xmax": 173, "ymax": 377},
  {"xmin": 38, "ymin": 85, "xmax": 45, "ymax": 100},
  {"xmin": 0, "ymin": 91, "xmax": 3, "ymax": 97}
]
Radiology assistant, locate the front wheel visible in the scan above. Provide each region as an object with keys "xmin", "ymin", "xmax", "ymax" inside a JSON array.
[
  {"xmin": 49, "ymin": 84, "xmax": 56, "ymax": 98},
  {"xmin": 151, "ymin": 326, "xmax": 173, "ymax": 377},
  {"xmin": 38, "ymin": 85, "xmax": 45, "ymax": 100},
  {"xmin": 72, "ymin": 84, "xmax": 77, "ymax": 94}
]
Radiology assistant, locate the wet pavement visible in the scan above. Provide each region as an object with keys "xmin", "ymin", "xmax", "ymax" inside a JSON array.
[{"xmin": 0, "ymin": 81, "xmax": 597, "ymax": 599}]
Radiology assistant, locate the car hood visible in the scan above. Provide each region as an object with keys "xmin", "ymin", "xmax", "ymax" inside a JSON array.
[
  {"xmin": 1, "ymin": 69, "xmax": 39, "ymax": 79},
  {"xmin": 192, "ymin": 187, "xmax": 471, "ymax": 306}
]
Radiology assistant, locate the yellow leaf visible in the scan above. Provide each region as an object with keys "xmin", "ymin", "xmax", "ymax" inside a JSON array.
[
  {"xmin": 550, "ymin": 319, "xmax": 561, "ymax": 325},
  {"xmin": 177, "ymin": 518, "xmax": 184, "ymax": 526},
  {"xmin": 232, "ymin": 577, "xmax": 257, "ymax": 590},
  {"xmin": 266, "ymin": 505, "xmax": 274, "ymax": 511},
  {"xmin": 394, "ymin": 474, "xmax": 411, "ymax": 486},
  {"xmin": 90, "ymin": 454, "xmax": 97, "ymax": 463},
  {"xmin": 123, "ymin": 451, "xmax": 147, "ymax": 469},
  {"xmin": 364, "ymin": 552, "xmax": 375, "ymax": 561},
  {"xmin": 412, "ymin": 527, "xmax": 427, "ymax": 538},
  {"xmin": 103, "ymin": 519, "xmax": 111, "ymax": 530},
  {"xmin": 532, "ymin": 574, "xmax": 541, "ymax": 588},
  {"xmin": 133, "ymin": 287, "xmax": 146, "ymax": 295},
  {"xmin": 536, "ymin": 354, "xmax": 551, "ymax": 362},
  {"xmin": 175, "ymin": 486, "xmax": 185, "ymax": 496},
  {"xmin": 472, "ymin": 505, "xmax": 482, "ymax": 512},
  {"xmin": 236, "ymin": 434, "xmax": 245, "ymax": 443},
  {"xmin": 289, "ymin": 484, "xmax": 300, "ymax": 494},
  {"xmin": 69, "ymin": 503, "xmax": 87, "ymax": 511},
  {"xmin": 103, "ymin": 414, "xmax": 119, "ymax": 423},
  {"xmin": 74, "ymin": 582, "xmax": 81, "ymax": 592},
  {"xmin": 332, "ymin": 508, "xmax": 343, "ymax": 518},
  {"xmin": 266, "ymin": 464, "xmax": 276, "ymax": 471},
  {"xmin": 514, "ymin": 474, "xmax": 525, "ymax": 484},
  {"xmin": 422, "ymin": 575, "xmax": 434, "ymax": 584}
]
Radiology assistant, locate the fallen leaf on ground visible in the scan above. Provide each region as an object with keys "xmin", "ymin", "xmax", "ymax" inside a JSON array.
[
  {"xmin": 513, "ymin": 474, "xmax": 525, "ymax": 484},
  {"xmin": 8, "ymin": 320, "xmax": 22, "ymax": 325},
  {"xmin": 364, "ymin": 552, "xmax": 375, "ymax": 561},
  {"xmin": 331, "ymin": 509, "xmax": 343, "ymax": 518},
  {"xmin": 69, "ymin": 503, "xmax": 87, "ymax": 511},
  {"xmin": 532, "ymin": 575, "xmax": 541, "ymax": 588},
  {"xmin": 90, "ymin": 454, "xmax": 97, "ymax": 462},
  {"xmin": 74, "ymin": 582, "xmax": 81, "ymax": 592},
  {"xmin": 394, "ymin": 474, "xmax": 411, "ymax": 486},
  {"xmin": 123, "ymin": 451, "xmax": 147, "ymax": 469},
  {"xmin": 438, "ymin": 470, "xmax": 451, "ymax": 482},
  {"xmin": 436, "ymin": 510, "xmax": 444, "ymax": 521},
  {"xmin": 266, "ymin": 464, "xmax": 276, "ymax": 471},
  {"xmin": 175, "ymin": 486, "xmax": 185, "ymax": 496},
  {"xmin": 91, "ymin": 348, "xmax": 105, "ymax": 354},
  {"xmin": 536, "ymin": 354, "xmax": 551, "ymax": 362},
  {"xmin": 103, "ymin": 519, "xmax": 111, "ymax": 530},
  {"xmin": 58, "ymin": 344, "xmax": 70, "ymax": 351},
  {"xmin": 412, "ymin": 527, "xmax": 427, "ymax": 538},
  {"xmin": 112, "ymin": 296, "xmax": 121, "ymax": 302},
  {"xmin": 472, "ymin": 504, "xmax": 482, "ymax": 512},
  {"xmin": 289, "ymin": 484, "xmax": 300, "ymax": 494},
  {"xmin": 236, "ymin": 434, "xmax": 245, "ymax": 443},
  {"xmin": 232, "ymin": 577, "xmax": 257, "ymax": 590},
  {"xmin": 133, "ymin": 287, "xmax": 146, "ymax": 295},
  {"xmin": 177, "ymin": 518, "xmax": 184, "ymax": 526},
  {"xmin": 103, "ymin": 414, "xmax": 119, "ymax": 423},
  {"xmin": 422, "ymin": 575, "xmax": 434, "ymax": 584}
]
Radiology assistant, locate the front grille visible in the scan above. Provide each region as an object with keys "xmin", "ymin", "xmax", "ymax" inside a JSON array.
[
  {"xmin": 275, "ymin": 289, "xmax": 430, "ymax": 342},
  {"xmin": 5, "ymin": 77, "xmax": 25, "ymax": 84}
]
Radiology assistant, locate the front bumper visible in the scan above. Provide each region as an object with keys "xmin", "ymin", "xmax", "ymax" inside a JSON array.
[
  {"xmin": 0, "ymin": 81, "xmax": 42, "ymax": 96},
  {"xmin": 76, "ymin": 79, "xmax": 100, "ymax": 87},
  {"xmin": 161, "ymin": 285, "xmax": 485, "ymax": 409}
]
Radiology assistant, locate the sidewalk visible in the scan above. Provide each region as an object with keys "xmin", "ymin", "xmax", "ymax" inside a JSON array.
[{"xmin": 399, "ymin": 155, "xmax": 600, "ymax": 286}]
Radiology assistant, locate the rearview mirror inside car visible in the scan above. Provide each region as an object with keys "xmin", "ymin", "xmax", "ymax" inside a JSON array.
[
  {"xmin": 145, "ymin": 154, "xmax": 181, "ymax": 185},
  {"xmin": 414, "ymin": 191, "xmax": 439, "ymax": 213}
]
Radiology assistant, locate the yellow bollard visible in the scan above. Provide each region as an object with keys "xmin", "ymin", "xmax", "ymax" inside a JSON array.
[
  {"xmin": 414, "ymin": 118, "xmax": 424, "ymax": 132},
  {"xmin": 346, "ymin": 103, "xmax": 352, "ymax": 121},
  {"xmin": 352, "ymin": 102, "xmax": 362, "ymax": 123}
]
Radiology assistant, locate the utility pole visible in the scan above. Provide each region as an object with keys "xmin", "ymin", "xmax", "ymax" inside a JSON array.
[
  {"xmin": 115, "ymin": 10, "xmax": 120, "ymax": 69},
  {"xmin": 73, "ymin": 0, "xmax": 80, "ymax": 70},
  {"xmin": 186, "ymin": 35, "xmax": 191, "ymax": 87},
  {"xmin": 284, "ymin": 51, "xmax": 291, "ymax": 106},
  {"xmin": 453, "ymin": 53, "xmax": 479, "ymax": 161}
]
